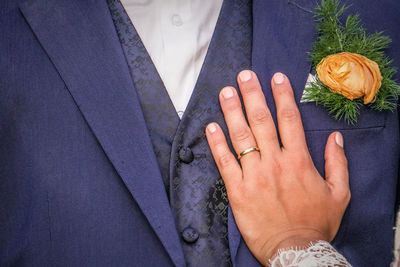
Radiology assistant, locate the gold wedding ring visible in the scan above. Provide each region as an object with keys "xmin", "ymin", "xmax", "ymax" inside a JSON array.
[{"xmin": 237, "ymin": 147, "xmax": 260, "ymax": 160}]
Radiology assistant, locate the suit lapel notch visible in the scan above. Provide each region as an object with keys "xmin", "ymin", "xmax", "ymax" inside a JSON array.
[{"xmin": 19, "ymin": 0, "xmax": 185, "ymax": 265}]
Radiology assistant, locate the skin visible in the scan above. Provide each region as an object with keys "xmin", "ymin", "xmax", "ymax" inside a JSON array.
[{"xmin": 205, "ymin": 71, "xmax": 351, "ymax": 265}]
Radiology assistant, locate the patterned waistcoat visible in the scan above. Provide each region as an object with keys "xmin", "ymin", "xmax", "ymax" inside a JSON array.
[{"xmin": 108, "ymin": 0, "xmax": 252, "ymax": 265}]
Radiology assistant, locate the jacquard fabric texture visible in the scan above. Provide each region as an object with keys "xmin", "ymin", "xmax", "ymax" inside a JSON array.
[
  {"xmin": 108, "ymin": 0, "xmax": 180, "ymax": 193},
  {"xmin": 108, "ymin": 0, "xmax": 252, "ymax": 266}
]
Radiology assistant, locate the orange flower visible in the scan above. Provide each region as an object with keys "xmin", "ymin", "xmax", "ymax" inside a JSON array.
[{"xmin": 316, "ymin": 52, "xmax": 382, "ymax": 104}]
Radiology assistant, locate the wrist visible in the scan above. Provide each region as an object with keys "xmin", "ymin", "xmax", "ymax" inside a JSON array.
[{"xmin": 263, "ymin": 229, "xmax": 327, "ymax": 264}]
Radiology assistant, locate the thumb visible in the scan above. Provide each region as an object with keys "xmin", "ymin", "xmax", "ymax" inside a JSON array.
[{"xmin": 324, "ymin": 132, "xmax": 350, "ymax": 200}]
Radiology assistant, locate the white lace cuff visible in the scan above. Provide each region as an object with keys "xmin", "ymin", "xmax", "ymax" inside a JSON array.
[{"xmin": 268, "ymin": 240, "xmax": 352, "ymax": 267}]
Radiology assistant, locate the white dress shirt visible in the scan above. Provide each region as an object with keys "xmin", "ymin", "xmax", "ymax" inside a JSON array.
[{"xmin": 120, "ymin": 0, "xmax": 223, "ymax": 118}]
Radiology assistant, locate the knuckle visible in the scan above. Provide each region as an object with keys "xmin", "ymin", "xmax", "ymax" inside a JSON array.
[
  {"xmin": 249, "ymin": 108, "xmax": 270, "ymax": 125},
  {"xmin": 229, "ymin": 185, "xmax": 246, "ymax": 207},
  {"xmin": 339, "ymin": 158, "xmax": 348, "ymax": 170},
  {"xmin": 242, "ymin": 83, "xmax": 259, "ymax": 94},
  {"xmin": 280, "ymin": 108, "xmax": 299, "ymax": 122},
  {"xmin": 328, "ymin": 153, "xmax": 348, "ymax": 170},
  {"xmin": 218, "ymin": 153, "xmax": 234, "ymax": 168},
  {"xmin": 276, "ymin": 86, "xmax": 294, "ymax": 97},
  {"xmin": 222, "ymin": 97, "xmax": 240, "ymax": 111},
  {"xmin": 284, "ymin": 148, "xmax": 308, "ymax": 164},
  {"xmin": 237, "ymin": 185, "xmax": 250, "ymax": 201},
  {"xmin": 234, "ymin": 184, "xmax": 246, "ymax": 198},
  {"xmin": 293, "ymin": 152, "xmax": 311, "ymax": 168},
  {"xmin": 344, "ymin": 190, "xmax": 351, "ymax": 203},
  {"xmin": 254, "ymin": 173, "xmax": 269, "ymax": 187},
  {"xmin": 326, "ymin": 158, "xmax": 336, "ymax": 169},
  {"xmin": 334, "ymin": 188, "xmax": 351, "ymax": 206},
  {"xmin": 342, "ymin": 156, "xmax": 348, "ymax": 167},
  {"xmin": 232, "ymin": 126, "xmax": 252, "ymax": 142},
  {"xmin": 294, "ymin": 157, "xmax": 307, "ymax": 169},
  {"xmin": 270, "ymin": 157, "xmax": 283, "ymax": 175}
]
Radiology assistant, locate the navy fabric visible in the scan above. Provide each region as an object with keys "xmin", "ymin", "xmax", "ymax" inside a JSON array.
[
  {"xmin": 1, "ymin": 0, "xmax": 185, "ymax": 266},
  {"xmin": 0, "ymin": 0, "xmax": 399, "ymax": 266},
  {"xmin": 107, "ymin": 0, "xmax": 180, "ymax": 193},
  {"xmin": 248, "ymin": 1, "xmax": 400, "ymax": 266},
  {"xmin": 108, "ymin": 0, "xmax": 252, "ymax": 265},
  {"xmin": 168, "ymin": 1, "xmax": 252, "ymax": 266}
]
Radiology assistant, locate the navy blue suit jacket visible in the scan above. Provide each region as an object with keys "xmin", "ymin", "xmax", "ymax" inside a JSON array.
[{"xmin": 1, "ymin": 0, "xmax": 399, "ymax": 266}]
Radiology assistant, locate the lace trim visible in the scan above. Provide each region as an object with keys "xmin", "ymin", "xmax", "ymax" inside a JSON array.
[
  {"xmin": 391, "ymin": 210, "xmax": 400, "ymax": 267},
  {"xmin": 268, "ymin": 240, "xmax": 352, "ymax": 267}
]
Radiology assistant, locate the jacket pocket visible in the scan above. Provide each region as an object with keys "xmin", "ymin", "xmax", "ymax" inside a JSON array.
[{"xmin": 299, "ymin": 102, "xmax": 386, "ymax": 131}]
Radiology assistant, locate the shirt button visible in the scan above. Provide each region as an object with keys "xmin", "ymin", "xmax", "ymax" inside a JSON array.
[
  {"xmin": 179, "ymin": 147, "xmax": 194, "ymax": 164},
  {"xmin": 171, "ymin": 14, "xmax": 183, "ymax": 27},
  {"xmin": 182, "ymin": 227, "xmax": 199, "ymax": 244}
]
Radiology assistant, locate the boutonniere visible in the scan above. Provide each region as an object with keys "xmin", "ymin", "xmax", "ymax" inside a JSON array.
[{"xmin": 302, "ymin": 0, "xmax": 400, "ymax": 124}]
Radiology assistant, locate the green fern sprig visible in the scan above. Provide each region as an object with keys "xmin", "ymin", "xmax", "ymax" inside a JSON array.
[{"xmin": 304, "ymin": 0, "xmax": 400, "ymax": 124}]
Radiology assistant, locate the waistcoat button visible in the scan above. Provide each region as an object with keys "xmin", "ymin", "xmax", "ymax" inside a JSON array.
[
  {"xmin": 182, "ymin": 227, "xmax": 199, "ymax": 244},
  {"xmin": 178, "ymin": 147, "xmax": 194, "ymax": 163}
]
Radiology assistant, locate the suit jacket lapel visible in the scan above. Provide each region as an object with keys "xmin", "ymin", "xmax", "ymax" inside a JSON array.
[
  {"xmin": 252, "ymin": 0, "xmax": 317, "ymax": 117},
  {"xmin": 229, "ymin": 0, "xmax": 317, "ymax": 264},
  {"xmin": 19, "ymin": 1, "xmax": 185, "ymax": 266}
]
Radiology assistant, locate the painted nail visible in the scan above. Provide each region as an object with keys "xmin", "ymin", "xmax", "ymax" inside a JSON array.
[
  {"xmin": 208, "ymin": 123, "xmax": 217, "ymax": 133},
  {"xmin": 335, "ymin": 132, "xmax": 344, "ymax": 148},
  {"xmin": 273, "ymin": 72, "xmax": 285, "ymax": 84},
  {"xmin": 222, "ymin": 87, "xmax": 234, "ymax": 99},
  {"xmin": 239, "ymin": 70, "xmax": 252, "ymax": 82}
]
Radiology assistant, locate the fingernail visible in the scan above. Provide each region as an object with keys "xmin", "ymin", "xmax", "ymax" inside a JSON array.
[
  {"xmin": 239, "ymin": 70, "xmax": 252, "ymax": 82},
  {"xmin": 208, "ymin": 123, "xmax": 217, "ymax": 133},
  {"xmin": 273, "ymin": 72, "xmax": 285, "ymax": 84},
  {"xmin": 335, "ymin": 132, "xmax": 344, "ymax": 148},
  {"xmin": 222, "ymin": 87, "xmax": 234, "ymax": 99}
]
